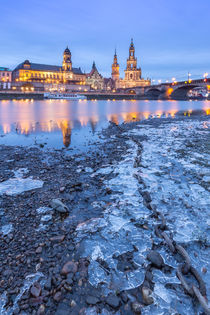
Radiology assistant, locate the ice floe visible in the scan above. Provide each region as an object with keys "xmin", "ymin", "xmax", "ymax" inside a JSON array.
[
  {"xmin": 0, "ymin": 168, "xmax": 43, "ymax": 196},
  {"xmin": 76, "ymin": 140, "xmax": 152, "ymax": 294}
]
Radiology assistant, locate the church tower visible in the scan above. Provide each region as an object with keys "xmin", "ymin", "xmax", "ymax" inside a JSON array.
[
  {"xmin": 112, "ymin": 49, "xmax": 120, "ymax": 81},
  {"xmin": 124, "ymin": 39, "xmax": 141, "ymax": 81},
  {"xmin": 62, "ymin": 47, "xmax": 72, "ymax": 71}
]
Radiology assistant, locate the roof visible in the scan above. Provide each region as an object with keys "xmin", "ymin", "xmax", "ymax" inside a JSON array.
[
  {"xmin": 0, "ymin": 67, "xmax": 11, "ymax": 71},
  {"xmin": 14, "ymin": 62, "xmax": 83, "ymax": 74},
  {"xmin": 86, "ymin": 61, "xmax": 103, "ymax": 78}
]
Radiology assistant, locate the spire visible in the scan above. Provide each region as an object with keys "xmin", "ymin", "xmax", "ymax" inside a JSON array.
[
  {"xmin": 130, "ymin": 38, "xmax": 134, "ymax": 48},
  {"xmin": 64, "ymin": 46, "xmax": 71, "ymax": 54},
  {"xmin": 92, "ymin": 61, "xmax": 96, "ymax": 69},
  {"xmin": 112, "ymin": 49, "xmax": 119, "ymax": 81}
]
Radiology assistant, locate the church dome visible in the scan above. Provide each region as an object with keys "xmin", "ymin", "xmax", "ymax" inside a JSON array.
[{"xmin": 24, "ymin": 60, "xmax": 30, "ymax": 65}]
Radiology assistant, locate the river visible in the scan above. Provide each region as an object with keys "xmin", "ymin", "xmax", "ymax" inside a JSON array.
[{"xmin": 0, "ymin": 99, "xmax": 209, "ymax": 150}]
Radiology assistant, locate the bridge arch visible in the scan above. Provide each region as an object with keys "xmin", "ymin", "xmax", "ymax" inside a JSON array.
[
  {"xmin": 171, "ymin": 85, "xmax": 200, "ymax": 99},
  {"xmin": 145, "ymin": 88, "xmax": 161, "ymax": 98}
]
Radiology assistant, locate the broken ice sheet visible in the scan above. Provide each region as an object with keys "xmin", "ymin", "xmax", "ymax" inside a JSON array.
[
  {"xmin": 0, "ymin": 168, "xmax": 43, "ymax": 196},
  {"xmin": 76, "ymin": 140, "xmax": 152, "ymax": 294},
  {"xmin": 131, "ymin": 118, "xmax": 210, "ymax": 311}
]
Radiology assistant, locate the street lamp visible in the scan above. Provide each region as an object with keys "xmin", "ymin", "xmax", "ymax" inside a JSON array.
[
  {"xmin": 188, "ymin": 72, "xmax": 191, "ymax": 81},
  {"xmin": 203, "ymin": 72, "xmax": 208, "ymax": 78}
]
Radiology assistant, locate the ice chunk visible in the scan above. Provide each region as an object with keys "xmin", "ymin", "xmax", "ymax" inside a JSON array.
[
  {"xmin": 1, "ymin": 223, "xmax": 13, "ymax": 236},
  {"xmin": 36, "ymin": 206, "xmax": 52, "ymax": 214},
  {"xmin": 0, "ymin": 168, "xmax": 43, "ymax": 196},
  {"xmin": 41, "ymin": 214, "xmax": 52, "ymax": 222}
]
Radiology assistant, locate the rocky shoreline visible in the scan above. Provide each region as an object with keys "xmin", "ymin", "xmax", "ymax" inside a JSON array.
[{"xmin": 0, "ymin": 113, "xmax": 209, "ymax": 314}]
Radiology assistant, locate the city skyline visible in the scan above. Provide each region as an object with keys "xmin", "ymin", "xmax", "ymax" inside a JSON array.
[{"xmin": 1, "ymin": 0, "xmax": 209, "ymax": 82}]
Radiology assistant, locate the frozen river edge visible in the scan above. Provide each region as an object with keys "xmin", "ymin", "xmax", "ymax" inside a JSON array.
[{"xmin": 0, "ymin": 113, "xmax": 209, "ymax": 315}]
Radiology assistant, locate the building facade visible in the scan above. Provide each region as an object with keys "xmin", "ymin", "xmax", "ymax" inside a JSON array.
[
  {"xmin": 12, "ymin": 47, "xmax": 88, "ymax": 92},
  {"xmin": 86, "ymin": 62, "xmax": 105, "ymax": 90},
  {"xmin": 0, "ymin": 67, "xmax": 12, "ymax": 90},
  {"xmin": 114, "ymin": 39, "xmax": 150, "ymax": 89}
]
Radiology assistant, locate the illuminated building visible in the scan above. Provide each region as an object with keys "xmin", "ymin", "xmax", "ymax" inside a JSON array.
[
  {"xmin": 0, "ymin": 67, "xmax": 12, "ymax": 90},
  {"xmin": 111, "ymin": 49, "xmax": 120, "ymax": 81},
  {"xmin": 86, "ymin": 61, "xmax": 105, "ymax": 90},
  {"xmin": 12, "ymin": 47, "xmax": 88, "ymax": 92},
  {"xmin": 115, "ymin": 39, "xmax": 151, "ymax": 89}
]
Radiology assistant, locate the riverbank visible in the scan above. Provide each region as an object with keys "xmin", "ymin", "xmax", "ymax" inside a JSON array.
[
  {"xmin": 0, "ymin": 112, "xmax": 209, "ymax": 314},
  {"xmin": 1, "ymin": 91, "xmax": 208, "ymax": 101}
]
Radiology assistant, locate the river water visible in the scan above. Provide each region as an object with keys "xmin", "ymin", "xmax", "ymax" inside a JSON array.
[{"xmin": 0, "ymin": 99, "xmax": 209, "ymax": 150}]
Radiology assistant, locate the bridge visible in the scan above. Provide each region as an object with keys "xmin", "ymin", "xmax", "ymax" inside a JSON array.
[
  {"xmin": 122, "ymin": 78, "xmax": 210, "ymax": 100},
  {"xmin": 144, "ymin": 78, "xmax": 210, "ymax": 99}
]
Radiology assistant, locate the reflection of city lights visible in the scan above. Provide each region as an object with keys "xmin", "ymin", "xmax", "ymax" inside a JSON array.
[{"xmin": 0, "ymin": 100, "xmax": 209, "ymax": 147}]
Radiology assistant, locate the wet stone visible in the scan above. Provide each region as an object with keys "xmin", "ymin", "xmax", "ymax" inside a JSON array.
[
  {"xmin": 121, "ymin": 291, "xmax": 128, "ymax": 303},
  {"xmin": 61, "ymin": 261, "xmax": 78, "ymax": 275},
  {"xmin": 50, "ymin": 199, "xmax": 69, "ymax": 213},
  {"xmin": 105, "ymin": 294, "xmax": 121, "ymax": 309},
  {"xmin": 131, "ymin": 302, "xmax": 142, "ymax": 314},
  {"xmin": 141, "ymin": 287, "xmax": 154, "ymax": 305},
  {"xmin": 147, "ymin": 250, "xmax": 164, "ymax": 268},
  {"xmin": 36, "ymin": 246, "xmax": 43, "ymax": 254},
  {"xmin": 50, "ymin": 235, "xmax": 65, "ymax": 242},
  {"xmin": 86, "ymin": 295, "xmax": 100, "ymax": 305},
  {"xmin": 37, "ymin": 304, "xmax": 45, "ymax": 315},
  {"xmin": 44, "ymin": 277, "xmax": 52, "ymax": 291},
  {"xmin": 53, "ymin": 291, "xmax": 62, "ymax": 302},
  {"xmin": 30, "ymin": 282, "xmax": 41, "ymax": 298}
]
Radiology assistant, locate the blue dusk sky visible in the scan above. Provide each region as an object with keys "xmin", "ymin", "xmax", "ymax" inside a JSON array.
[{"xmin": 0, "ymin": 0, "xmax": 209, "ymax": 82}]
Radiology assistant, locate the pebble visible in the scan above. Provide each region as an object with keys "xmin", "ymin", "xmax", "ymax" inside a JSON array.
[
  {"xmin": 70, "ymin": 300, "xmax": 76, "ymax": 307},
  {"xmin": 59, "ymin": 186, "xmax": 65, "ymax": 192},
  {"xmin": 50, "ymin": 235, "xmax": 65, "ymax": 242},
  {"xmin": 53, "ymin": 291, "xmax": 62, "ymax": 302},
  {"xmin": 131, "ymin": 302, "xmax": 142, "ymax": 314},
  {"xmin": 44, "ymin": 277, "xmax": 52, "ymax": 291},
  {"xmin": 105, "ymin": 294, "xmax": 120, "ymax": 309},
  {"xmin": 36, "ymin": 246, "xmax": 43, "ymax": 254},
  {"xmin": 86, "ymin": 295, "xmax": 100, "ymax": 305},
  {"xmin": 30, "ymin": 282, "xmax": 41, "ymax": 298},
  {"xmin": 37, "ymin": 304, "xmax": 45, "ymax": 315},
  {"xmin": 61, "ymin": 261, "xmax": 78, "ymax": 275},
  {"xmin": 141, "ymin": 287, "xmax": 154, "ymax": 305},
  {"xmin": 147, "ymin": 250, "xmax": 164, "ymax": 268},
  {"xmin": 50, "ymin": 199, "xmax": 69, "ymax": 213}
]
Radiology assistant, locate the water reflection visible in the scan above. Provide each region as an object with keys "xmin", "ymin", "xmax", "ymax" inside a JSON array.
[{"xmin": 0, "ymin": 100, "xmax": 209, "ymax": 149}]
